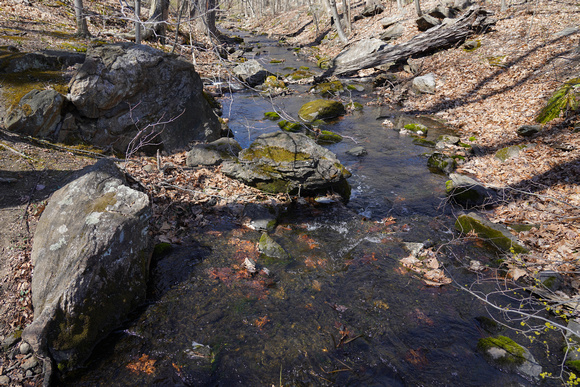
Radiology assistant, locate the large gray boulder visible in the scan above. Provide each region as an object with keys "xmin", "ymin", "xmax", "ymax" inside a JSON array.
[
  {"xmin": 68, "ymin": 43, "xmax": 222, "ymax": 153},
  {"xmin": 5, "ymin": 89, "xmax": 64, "ymax": 137},
  {"xmin": 186, "ymin": 137, "xmax": 241, "ymax": 166},
  {"xmin": 222, "ymin": 131, "xmax": 351, "ymax": 200},
  {"xmin": 232, "ymin": 59, "xmax": 271, "ymax": 87},
  {"xmin": 22, "ymin": 159, "xmax": 152, "ymax": 378},
  {"xmin": 332, "ymin": 38, "xmax": 388, "ymax": 68}
]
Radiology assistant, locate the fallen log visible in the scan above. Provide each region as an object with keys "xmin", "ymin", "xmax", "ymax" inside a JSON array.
[{"xmin": 320, "ymin": 6, "xmax": 496, "ymax": 78}]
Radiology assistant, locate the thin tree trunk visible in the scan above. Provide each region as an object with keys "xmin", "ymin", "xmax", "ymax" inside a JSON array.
[
  {"xmin": 135, "ymin": 0, "xmax": 141, "ymax": 44},
  {"xmin": 345, "ymin": 0, "xmax": 352, "ymax": 34},
  {"xmin": 74, "ymin": 0, "xmax": 90, "ymax": 37},
  {"xmin": 500, "ymin": 0, "xmax": 507, "ymax": 12},
  {"xmin": 324, "ymin": 0, "xmax": 348, "ymax": 44},
  {"xmin": 414, "ymin": 0, "xmax": 422, "ymax": 17}
]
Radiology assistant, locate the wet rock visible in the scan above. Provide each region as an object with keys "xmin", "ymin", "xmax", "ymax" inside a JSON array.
[
  {"xmin": 402, "ymin": 123, "xmax": 428, "ymax": 136},
  {"xmin": 68, "ymin": 43, "xmax": 221, "ymax": 153},
  {"xmin": 445, "ymin": 173, "xmax": 497, "ymax": 208},
  {"xmin": 316, "ymin": 130, "xmax": 343, "ymax": 145},
  {"xmin": 21, "ymin": 356, "xmax": 38, "ymax": 371},
  {"xmin": 346, "ymin": 146, "xmax": 367, "ymax": 157},
  {"xmin": 22, "ymin": 159, "xmax": 152, "ymax": 375},
  {"xmin": 494, "ymin": 143, "xmax": 535, "ymax": 162},
  {"xmin": 186, "ymin": 137, "xmax": 242, "ymax": 167},
  {"xmin": 233, "ymin": 59, "xmax": 271, "ymax": 87},
  {"xmin": 5, "ymin": 89, "xmax": 64, "ymax": 138},
  {"xmin": 309, "ymin": 80, "xmax": 344, "ymax": 97},
  {"xmin": 332, "ymin": 38, "xmax": 387, "ymax": 69},
  {"xmin": 298, "ymin": 99, "xmax": 345, "ymax": 123},
  {"xmin": 242, "ymin": 202, "xmax": 279, "ymax": 231},
  {"xmin": 455, "ymin": 212, "xmax": 529, "ymax": 254},
  {"xmin": 416, "ymin": 14, "xmax": 441, "ymax": 31},
  {"xmin": 222, "ymin": 131, "xmax": 351, "ymax": 200},
  {"xmin": 428, "ymin": 152, "xmax": 456, "ymax": 174},
  {"xmin": 436, "ymin": 135, "xmax": 460, "ymax": 146},
  {"xmin": 258, "ymin": 232, "xmax": 290, "ymax": 261},
  {"xmin": 516, "ymin": 124, "xmax": 541, "ymax": 137},
  {"xmin": 412, "ymin": 73, "xmax": 436, "ymax": 94},
  {"xmin": 278, "ymin": 120, "xmax": 303, "ymax": 132},
  {"xmin": 478, "ymin": 336, "xmax": 541, "ymax": 379},
  {"xmin": 380, "ymin": 23, "xmax": 404, "ymax": 42}
]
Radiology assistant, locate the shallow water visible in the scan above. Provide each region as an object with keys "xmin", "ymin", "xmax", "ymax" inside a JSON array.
[{"xmin": 66, "ymin": 33, "xmax": 563, "ymax": 386}]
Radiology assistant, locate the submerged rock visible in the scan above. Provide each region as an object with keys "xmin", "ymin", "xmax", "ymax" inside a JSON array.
[
  {"xmin": 346, "ymin": 146, "xmax": 367, "ymax": 157},
  {"xmin": 455, "ymin": 212, "xmax": 529, "ymax": 254},
  {"xmin": 478, "ymin": 336, "xmax": 541, "ymax": 379},
  {"xmin": 428, "ymin": 152, "xmax": 456, "ymax": 174},
  {"xmin": 242, "ymin": 203, "xmax": 279, "ymax": 231},
  {"xmin": 222, "ymin": 131, "xmax": 351, "ymax": 200},
  {"xmin": 22, "ymin": 159, "xmax": 152, "ymax": 377},
  {"xmin": 258, "ymin": 232, "xmax": 290, "ymax": 261},
  {"xmin": 298, "ymin": 99, "xmax": 345, "ymax": 123}
]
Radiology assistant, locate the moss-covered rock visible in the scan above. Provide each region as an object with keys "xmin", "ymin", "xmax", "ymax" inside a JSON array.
[
  {"xmin": 495, "ymin": 143, "xmax": 535, "ymax": 162},
  {"xmin": 346, "ymin": 101, "xmax": 364, "ymax": 111},
  {"xmin": 258, "ymin": 232, "xmax": 290, "ymax": 261},
  {"xmin": 262, "ymin": 75, "xmax": 286, "ymax": 89},
  {"xmin": 264, "ymin": 111, "xmax": 281, "ymax": 120},
  {"xmin": 455, "ymin": 212, "xmax": 529, "ymax": 254},
  {"xmin": 413, "ymin": 138, "xmax": 436, "ymax": 147},
  {"xmin": 403, "ymin": 123, "xmax": 428, "ymax": 136},
  {"xmin": 285, "ymin": 69, "xmax": 314, "ymax": 80},
  {"xmin": 298, "ymin": 99, "xmax": 345, "ymax": 123},
  {"xmin": 428, "ymin": 152, "xmax": 456, "ymax": 174},
  {"xmin": 278, "ymin": 119, "xmax": 302, "ymax": 132},
  {"xmin": 478, "ymin": 336, "xmax": 526, "ymax": 366},
  {"xmin": 315, "ymin": 130, "xmax": 343, "ymax": 145},
  {"xmin": 309, "ymin": 80, "xmax": 343, "ymax": 97}
]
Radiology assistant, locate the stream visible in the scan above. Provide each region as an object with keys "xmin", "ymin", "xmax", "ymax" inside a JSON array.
[{"xmin": 65, "ymin": 32, "xmax": 564, "ymax": 386}]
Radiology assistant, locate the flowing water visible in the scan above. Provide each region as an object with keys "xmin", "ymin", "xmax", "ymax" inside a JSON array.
[{"xmin": 66, "ymin": 32, "xmax": 563, "ymax": 386}]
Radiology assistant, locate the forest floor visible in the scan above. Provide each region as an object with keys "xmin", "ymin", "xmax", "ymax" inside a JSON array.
[{"xmin": 0, "ymin": 0, "xmax": 579, "ymax": 385}]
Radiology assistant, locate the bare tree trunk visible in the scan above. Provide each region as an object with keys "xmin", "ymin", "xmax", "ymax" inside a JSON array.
[
  {"xmin": 397, "ymin": 0, "xmax": 403, "ymax": 12},
  {"xmin": 191, "ymin": 0, "xmax": 220, "ymax": 41},
  {"xmin": 135, "ymin": 0, "xmax": 141, "ymax": 44},
  {"xmin": 500, "ymin": 0, "xmax": 507, "ymax": 12},
  {"xmin": 345, "ymin": 0, "xmax": 352, "ymax": 34},
  {"xmin": 414, "ymin": 0, "xmax": 422, "ymax": 16},
  {"xmin": 74, "ymin": 0, "xmax": 90, "ymax": 37},
  {"xmin": 143, "ymin": 0, "xmax": 169, "ymax": 43},
  {"xmin": 324, "ymin": 0, "xmax": 348, "ymax": 43}
]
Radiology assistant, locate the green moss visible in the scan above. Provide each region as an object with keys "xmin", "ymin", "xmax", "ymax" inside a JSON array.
[
  {"xmin": 494, "ymin": 144, "xmax": 529, "ymax": 162},
  {"xmin": 264, "ymin": 111, "xmax": 281, "ymax": 120},
  {"xmin": 298, "ymin": 99, "xmax": 345, "ymax": 123},
  {"xmin": 89, "ymin": 192, "xmax": 117, "ymax": 213},
  {"xmin": 445, "ymin": 180, "xmax": 453, "ymax": 193},
  {"xmin": 316, "ymin": 130, "xmax": 343, "ymax": 144},
  {"xmin": 477, "ymin": 336, "xmax": 526, "ymax": 366},
  {"xmin": 286, "ymin": 69, "xmax": 314, "ymax": 80},
  {"xmin": 455, "ymin": 214, "xmax": 528, "ymax": 254},
  {"xmin": 536, "ymin": 77, "xmax": 579, "ymax": 124},
  {"xmin": 487, "ymin": 55, "xmax": 507, "ymax": 67},
  {"xmin": 462, "ymin": 39, "xmax": 481, "ymax": 52},
  {"xmin": 309, "ymin": 80, "xmax": 343, "ymax": 97},
  {"xmin": 458, "ymin": 142, "xmax": 472, "ymax": 149},
  {"xmin": 0, "ymin": 69, "xmax": 68, "ymax": 110},
  {"xmin": 468, "ymin": 136, "xmax": 476, "ymax": 141},
  {"xmin": 412, "ymin": 138, "xmax": 436, "ymax": 147},
  {"xmin": 277, "ymin": 120, "xmax": 302, "ymax": 132},
  {"xmin": 566, "ymin": 360, "xmax": 580, "ymax": 373},
  {"xmin": 242, "ymin": 146, "xmax": 310, "ymax": 163},
  {"xmin": 346, "ymin": 102, "xmax": 363, "ymax": 111},
  {"xmin": 262, "ymin": 75, "xmax": 286, "ymax": 89},
  {"xmin": 299, "ymin": 66, "xmax": 310, "ymax": 70},
  {"xmin": 269, "ymin": 59, "xmax": 284, "ymax": 64},
  {"xmin": 317, "ymin": 57, "xmax": 331, "ymax": 69},
  {"xmin": 403, "ymin": 123, "xmax": 428, "ymax": 135},
  {"xmin": 59, "ymin": 42, "xmax": 87, "ymax": 52}
]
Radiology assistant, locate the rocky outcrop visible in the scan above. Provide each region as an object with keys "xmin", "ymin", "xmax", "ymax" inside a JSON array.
[
  {"xmin": 232, "ymin": 59, "xmax": 271, "ymax": 87},
  {"xmin": 222, "ymin": 131, "xmax": 351, "ymax": 200},
  {"xmin": 22, "ymin": 159, "xmax": 152, "ymax": 379},
  {"xmin": 68, "ymin": 43, "xmax": 222, "ymax": 153},
  {"xmin": 4, "ymin": 89, "xmax": 64, "ymax": 137}
]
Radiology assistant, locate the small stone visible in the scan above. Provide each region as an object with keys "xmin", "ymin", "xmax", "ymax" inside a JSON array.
[
  {"xmin": 0, "ymin": 375, "xmax": 10, "ymax": 385},
  {"xmin": 143, "ymin": 164, "xmax": 156, "ymax": 172},
  {"xmin": 243, "ymin": 257, "xmax": 257, "ymax": 273},
  {"xmin": 25, "ymin": 370, "xmax": 33, "ymax": 378},
  {"xmin": 516, "ymin": 124, "xmax": 541, "ymax": 137},
  {"xmin": 1, "ymin": 331, "xmax": 21, "ymax": 350},
  {"xmin": 19, "ymin": 342, "xmax": 31, "ymax": 355},
  {"xmin": 21, "ymin": 356, "xmax": 38, "ymax": 371}
]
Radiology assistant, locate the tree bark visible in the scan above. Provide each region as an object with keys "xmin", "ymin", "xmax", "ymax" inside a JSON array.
[
  {"xmin": 324, "ymin": 0, "xmax": 348, "ymax": 44},
  {"xmin": 135, "ymin": 0, "xmax": 141, "ymax": 44},
  {"xmin": 74, "ymin": 0, "xmax": 90, "ymax": 37},
  {"xmin": 142, "ymin": 0, "xmax": 169, "ymax": 43},
  {"xmin": 414, "ymin": 0, "xmax": 422, "ymax": 17},
  {"xmin": 321, "ymin": 7, "xmax": 496, "ymax": 77}
]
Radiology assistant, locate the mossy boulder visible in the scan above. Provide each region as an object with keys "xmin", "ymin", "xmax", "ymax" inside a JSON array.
[
  {"xmin": 264, "ymin": 111, "xmax": 281, "ymax": 120},
  {"xmin": 478, "ymin": 336, "xmax": 541, "ymax": 379},
  {"xmin": 428, "ymin": 152, "xmax": 456, "ymax": 174},
  {"xmin": 455, "ymin": 212, "xmax": 529, "ymax": 254},
  {"xmin": 309, "ymin": 81, "xmax": 343, "ymax": 97},
  {"xmin": 278, "ymin": 119, "xmax": 303, "ymax": 132},
  {"xmin": 21, "ymin": 159, "xmax": 152, "ymax": 376},
  {"xmin": 495, "ymin": 143, "xmax": 535, "ymax": 162},
  {"xmin": 298, "ymin": 99, "xmax": 345, "ymax": 123},
  {"xmin": 222, "ymin": 131, "xmax": 351, "ymax": 200}
]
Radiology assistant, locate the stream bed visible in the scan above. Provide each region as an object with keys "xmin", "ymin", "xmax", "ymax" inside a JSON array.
[{"xmin": 65, "ymin": 32, "xmax": 564, "ymax": 386}]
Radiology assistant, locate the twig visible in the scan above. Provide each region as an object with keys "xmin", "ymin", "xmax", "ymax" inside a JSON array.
[{"xmin": 0, "ymin": 141, "xmax": 40, "ymax": 162}]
